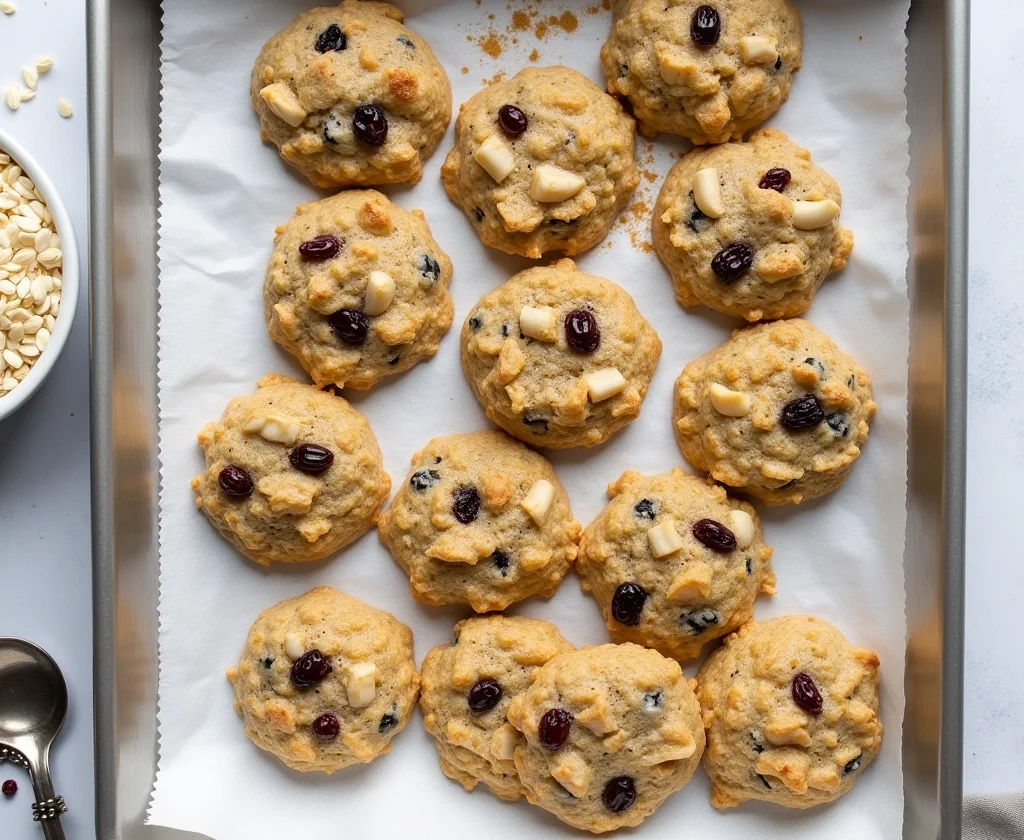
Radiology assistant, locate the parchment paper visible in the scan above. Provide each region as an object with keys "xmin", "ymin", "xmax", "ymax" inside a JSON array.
[{"xmin": 151, "ymin": 1, "xmax": 911, "ymax": 837}]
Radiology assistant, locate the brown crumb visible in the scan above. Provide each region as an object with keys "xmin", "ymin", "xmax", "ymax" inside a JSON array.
[
  {"xmin": 462, "ymin": 66, "xmax": 470, "ymax": 75},
  {"xmin": 529, "ymin": 48, "xmax": 540, "ymax": 62},
  {"xmin": 553, "ymin": 11, "xmax": 578, "ymax": 34},
  {"xmin": 482, "ymin": 71, "xmax": 507, "ymax": 86},
  {"xmin": 534, "ymin": 21, "xmax": 548, "ymax": 39},
  {"xmin": 512, "ymin": 10, "xmax": 531, "ymax": 30},
  {"xmin": 478, "ymin": 30, "xmax": 504, "ymax": 58}
]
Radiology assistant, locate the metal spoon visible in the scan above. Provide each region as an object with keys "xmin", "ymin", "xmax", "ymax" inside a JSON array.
[{"xmin": 0, "ymin": 638, "xmax": 68, "ymax": 839}]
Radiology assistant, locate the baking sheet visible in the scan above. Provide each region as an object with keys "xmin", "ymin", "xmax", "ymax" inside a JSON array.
[{"xmin": 150, "ymin": 1, "xmax": 911, "ymax": 837}]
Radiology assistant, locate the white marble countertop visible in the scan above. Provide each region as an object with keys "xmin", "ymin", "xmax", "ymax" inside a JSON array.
[{"xmin": 0, "ymin": 2, "xmax": 1012, "ymax": 838}]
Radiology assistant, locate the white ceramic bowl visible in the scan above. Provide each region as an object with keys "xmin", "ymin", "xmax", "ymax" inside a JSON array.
[{"xmin": 0, "ymin": 128, "xmax": 80, "ymax": 422}]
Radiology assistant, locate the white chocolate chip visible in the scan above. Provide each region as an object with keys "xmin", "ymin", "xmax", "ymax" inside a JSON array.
[
  {"xmin": 729, "ymin": 509, "xmax": 755, "ymax": 549},
  {"xmin": 363, "ymin": 270, "xmax": 395, "ymax": 316},
  {"xmin": 473, "ymin": 134, "xmax": 516, "ymax": 184},
  {"xmin": 552, "ymin": 753, "xmax": 592, "ymax": 798},
  {"xmin": 710, "ymin": 383, "xmax": 751, "ymax": 417},
  {"xmin": 647, "ymin": 519, "xmax": 684, "ymax": 558},
  {"xmin": 530, "ymin": 164, "xmax": 585, "ymax": 203},
  {"xmin": 492, "ymin": 723, "xmax": 519, "ymax": 761},
  {"xmin": 693, "ymin": 167, "xmax": 725, "ymax": 219},
  {"xmin": 259, "ymin": 82, "xmax": 307, "ymax": 127},
  {"xmin": 584, "ymin": 368, "xmax": 627, "ymax": 403},
  {"xmin": 739, "ymin": 35, "xmax": 779, "ymax": 65},
  {"xmin": 346, "ymin": 662, "xmax": 377, "ymax": 708},
  {"xmin": 284, "ymin": 633, "xmax": 305, "ymax": 660},
  {"xmin": 519, "ymin": 305, "xmax": 557, "ymax": 342},
  {"xmin": 657, "ymin": 51, "xmax": 693, "ymax": 87},
  {"xmin": 521, "ymin": 479, "xmax": 555, "ymax": 524},
  {"xmin": 243, "ymin": 415, "xmax": 301, "ymax": 446},
  {"xmin": 791, "ymin": 199, "xmax": 841, "ymax": 231}
]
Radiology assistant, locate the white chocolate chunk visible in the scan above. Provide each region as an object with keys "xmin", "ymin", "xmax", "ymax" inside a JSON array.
[
  {"xmin": 284, "ymin": 633, "xmax": 305, "ymax": 660},
  {"xmin": 259, "ymin": 82, "xmax": 307, "ymax": 127},
  {"xmin": 657, "ymin": 51, "xmax": 692, "ymax": 87},
  {"xmin": 791, "ymin": 199, "xmax": 841, "ymax": 231},
  {"xmin": 729, "ymin": 509, "xmax": 755, "ymax": 549},
  {"xmin": 551, "ymin": 752, "xmax": 592, "ymax": 798},
  {"xmin": 710, "ymin": 383, "xmax": 751, "ymax": 417},
  {"xmin": 473, "ymin": 134, "xmax": 516, "ymax": 184},
  {"xmin": 346, "ymin": 662, "xmax": 377, "ymax": 708},
  {"xmin": 647, "ymin": 519, "xmax": 684, "ymax": 558},
  {"xmin": 530, "ymin": 164, "xmax": 585, "ymax": 203},
  {"xmin": 584, "ymin": 368, "xmax": 627, "ymax": 403},
  {"xmin": 693, "ymin": 167, "xmax": 725, "ymax": 219},
  {"xmin": 364, "ymin": 270, "xmax": 395, "ymax": 316},
  {"xmin": 739, "ymin": 35, "xmax": 779, "ymax": 65},
  {"xmin": 521, "ymin": 479, "xmax": 555, "ymax": 524},
  {"xmin": 243, "ymin": 415, "xmax": 301, "ymax": 446},
  {"xmin": 519, "ymin": 305, "xmax": 557, "ymax": 342},
  {"xmin": 492, "ymin": 723, "xmax": 519, "ymax": 761}
]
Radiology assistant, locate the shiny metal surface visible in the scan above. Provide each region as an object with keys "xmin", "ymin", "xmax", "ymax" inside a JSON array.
[
  {"xmin": 89, "ymin": 0, "xmax": 969, "ymax": 837},
  {"xmin": 0, "ymin": 638, "xmax": 70, "ymax": 840}
]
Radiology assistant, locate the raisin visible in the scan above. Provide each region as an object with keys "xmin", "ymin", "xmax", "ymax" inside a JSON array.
[
  {"xmin": 611, "ymin": 582, "xmax": 647, "ymax": 626},
  {"xmin": 410, "ymin": 470, "xmax": 440, "ymax": 491},
  {"xmin": 539, "ymin": 708, "xmax": 573, "ymax": 750},
  {"xmin": 692, "ymin": 518, "xmax": 737, "ymax": 552},
  {"xmin": 826, "ymin": 412, "xmax": 851, "ymax": 437},
  {"xmin": 843, "ymin": 753, "xmax": 862, "ymax": 775},
  {"xmin": 379, "ymin": 712, "xmax": 399, "ymax": 733},
  {"xmin": 564, "ymin": 309, "xmax": 600, "ymax": 353},
  {"xmin": 774, "ymin": 56, "xmax": 783, "ymax": 72},
  {"xmin": 452, "ymin": 486, "xmax": 481, "ymax": 524},
  {"xmin": 780, "ymin": 394, "xmax": 826, "ymax": 430},
  {"xmin": 680, "ymin": 608, "xmax": 720, "ymax": 634},
  {"xmin": 602, "ymin": 777, "xmax": 637, "ymax": 812},
  {"xmin": 388, "ymin": 355, "xmax": 401, "ymax": 366},
  {"xmin": 643, "ymin": 690, "xmax": 664, "ymax": 711},
  {"xmin": 523, "ymin": 416, "xmax": 549, "ymax": 435},
  {"xmin": 491, "ymin": 549, "xmax": 511, "ymax": 576},
  {"xmin": 803, "ymin": 357, "xmax": 827, "ymax": 378},
  {"xmin": 312, "ymin": 712, "xmax": 340, "ymax": 741},
  {"xmin": 418, "ymin": 253, "xmax": 441, "ymax": 284},
  {"xmin": 791, "ymin": 672, "xmax": 824, "ymax": 715},
  {"xmin": 711, "ymin": 243, "xmax": 754, "ymax": 283},
  {"xmin": 688, "ymin": 195, "xmax": 710, "ymax": 233},
  {"xmin": 289, "ymin": 443, "xmax": 334, "ymax": 475},
  {"xmin": 329, "ymin": 309, "xmax": 370, "ymax": 345},
  {"xmin": 690, "ymin": 5, "xmax": 721, "ymax": 47},
  {"xmin": 469, "ymin": 315, "xmax": 483, "ymax": 331},
  {"xmin": 497, "ymin": 104, "xmax": 528, "ymax": 137},
  {"xmin": 474, "ymin": 207, "xmax": 486, "ymax": 222},
  {"xmin": 634, "ymin": 498, "xmax": 657, "ymax": 520},
  {"xmin": 2, "ymin": 779, "xmax": 16, "ymax": 797},
  {"xmin": 468, "ymin": 678, "xmax": 502, "ymax": 713},
  {"xmin": 352, "ymin": 104, "xmax": 388, "ymax": 147},
  {"xmin": 299, "ymin": 234, "xmax": 342, "ymax": 261},
  {"xmin": 314, "ymin": 23, "xmax": 347, "ymax": 53},
  {"xmin": 745, "ymin": 557, "xmax": 752, "ymax": 575},
  {"xmin": 218, "ymin": 465, "xmax": 254, "ymax": 498},
  {"xmin": 759, "ymin": 168, "xmax": 792, "ymax": 192},
  {"xmin": 290, "ymin": 650, "xmax": 332, "ymax": 688},
  {"xmin": 501, "ymin": 323, "xmax": 511, "ymax": 337},
  {"xmin": 322, "ymin": 113, "xmax": 343, "ymax": 145},
  {"xmin": 396, "ymin": 35, "xmax": 415, "ymax": 48}
]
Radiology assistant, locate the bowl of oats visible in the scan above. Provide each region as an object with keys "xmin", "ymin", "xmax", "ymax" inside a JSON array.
[{"xmin": 0, "ymin": 128, "xmax": 79, "ymax": 422}]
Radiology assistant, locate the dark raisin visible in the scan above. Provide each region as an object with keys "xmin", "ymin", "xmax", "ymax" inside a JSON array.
[
  {"xmin": 290, "ymin": 650, "xmax": 332, "ymax": 688},
  {"xmin": 312, "ymin": 712, "xmax": 340, "ymax": 741},
  {"xmin": 2, "ymin": 779, "xmax": 16, "ymax": 797},
  {"xmin": 692, "ymin": 518, "xmax": 737, "ymax": 552},
  {"xmin": 468, "ymin": 678, "xmax": 503, "ymax": 713},
  {"xmin": 497, "ymin": 104, "xmax": 528, "ymax": 137},
  {"xmin": 634, "ymin": 498, "xmax": 657, "ymax": 520},
  {"xmin": 474, "ymin": 207, "xmax": 486, "ymax": 222},
  {"xmin": 602, "ymin": 777, "xmax": 637, "ymax": 812},
  {"xmin": 774, "ymin": 56, "xmax": 783, "ymax": 72},
  {"xmin": 501, "ymin": 323, "xmax": 511, "ymax": 337},
  {"xmin": 643, "ymin": 690, "xmax": 664, "ymax": 711},
  {"xmin": 759, "ymin": 168, "xmax": 792, "ymax": 193},
  {"xmin": 791, "ymin": 672, "xmax": 824, "ymax": 715},
  {"xmin": 803, "ymin": 357, "xmax": 827, "ymax": 378},
  {"xmin": 218, "ymin": 465, "xmax": 254, "ymax": 498},
  {"xmin": 452, "ymin": 486, "xmax": 481, "ymax": 524},
  {"xmin": 418, "ymin": 253, "xmax": 441, "ymax": 284},
  {"xmin": 847, "ymin": 374, "xmax": 856, "ymax": 388},
  {"xmin": 352, "ymin": 104, "xmax": 388, "ymax": 147},
  {"xmin": 329, "ymin": 308, "xmax": 370, "ymax": 345},
  {"xmin": 611, "ymin": 582, "xmax": 647, "ymax": 626},
  {"xmin": 388, "ymin": 355, "xmax": 401, "ymax": 366},
  {"xmin": 780, "ymin": 394, "xmax": 826, "ymax": 430},
  {"xmin": 491, "ymin": 549, "xmax": 511, "ymax": 576},
  {"xmin": 688, "ymin": 195, "xmax": 710, "ymax": 233},
  {"xmin": 749, "ymin": 732, "xmax": 766, "ymax": 753},
  {"xmin": 469, "ymin": 315, "xmax": 483, "ymax": 331},
  {"xmin": 523, "ymin": 415, "xmax": 549, "ymax": 435},
  {"xmin": 843, "ymin": 753, "xmax": 862, "ymax": 775},
  {"xmin": 712, "ymin": 243, "xmax": 754, "ymax": 283},
  {"xmin": 314, "ymin": 23, "xmax": 347, "ymax": 53},
  {"xmin": 826, "ymin": 412, "xmax": 851, "ymax": 437},
  {"xmin": 262, "ymin": 657, "xmax": 274, "ymax": 669},
  {"xmin": 299, "ymin": 234, "xmax": 342, "ymax": 261},
  {"xmin": 410, "ymin": 469, "xmax": 440, "ymax": 491},
  {"xmin": 289, "ymin": 443, "xmax": 334, "ymax": 474},
  {"xmin": 539, "ymin": 708, "xmax": 573, "ymax": 750},
  {"xmin": 379, "ymin": 712, "xmax": 399, "ymax": 733},
  {"xmin": 745, "ymin": 557, "xmax": 752, "ymax": 575},
  {"xmin": 690, "ymin": 5, "xmax": 721, "ymax": 47},
  {"xmin": 396, "ymin": 35, "xmax": 415, "ymax": 48},
  {"xmin": 564, "ymin": 309, "xmax": 600, "ymax": 354},
  {"xmin": 757, "ymin": 773, "xmax": 772, "ymax": 790},
  {"xmin": 680, "ymin": 608, "xmax": 720, "ymax": 634}
]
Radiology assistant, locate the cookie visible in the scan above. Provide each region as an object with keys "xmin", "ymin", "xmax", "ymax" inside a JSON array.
[
  {"xmin": 506, "ymin": 643, "xmax": 705, "ymax": 833},
  {"xmin": 461, "ymin": 259, "xmax": 662, "ymax": 449},
  {"xmin": 192, "ymin": 374, "xmax": 390, "ymax": 564},
  {"xmin": 653, "ymin": 129, "xmax": 854, "ymax": 321},
  {"xmin": 419, "ymin": 615, "xmax": 575, "ymax": 801},
  {"xmin": 577, "ymin": 468, "xmax": 775, "ymax": 660},
  {"xmin": 601, "ymin": 0, "xmax": 802, "ymax": 143},
  {"xmin": 673, "ymin": 319, "xmax": 875, "ymax": 505},
  {"xmin": 441, "ymin": 66, "xmax": 639, "ymax": 258},
  {"xmin": 696, "ymin": 615, "xmax": 883, "ymax": 809},
  {"xmin": 264, "ymin": 190, "xmax": 454, "ymax": 391},
  {"xmin": 227, "ymin": 586, "xmax": 419, "ymax": 773},
  {"xmin": 251, "ymin": 2, "xmax": 451, "ymax": 188},
  {"xmin": 378, "ymin": 431, "xmax": 581, "ymax": 612}
]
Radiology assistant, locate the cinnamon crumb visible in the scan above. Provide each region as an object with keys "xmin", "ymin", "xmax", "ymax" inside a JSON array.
[
  {"xmin": 512, "ymin": 10, "xmax": 531, "ymax": 30},
  {"xmin": 529, "ymin": 48, "xmax": 540, "ymax": 62},
  {"xmin": 534, "ymin": 21, "xmax": 547, "ymax": 39},
  {"xmin": 478, "ymin": 30, "xmax": 504, "ymax": 58},
  {"xmin": 553, "ymin": 11, "xmax": 578, "ymax": 33},
  {"xmin": 462, "ymin": 66, "xmax": 469, "ymax": 75}
]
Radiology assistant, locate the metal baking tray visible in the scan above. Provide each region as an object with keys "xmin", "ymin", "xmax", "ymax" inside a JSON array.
[{"xmin": 87, "ymin": 0, "xmax": 969, "ymax": 837}]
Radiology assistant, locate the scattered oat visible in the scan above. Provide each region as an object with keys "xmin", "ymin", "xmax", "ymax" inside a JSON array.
[
  {"xmin": 0, "ymin": 2, "xmax": 15, "ymax": 15},
  {"xmin": 35, "ymin": 58, "xmax": 53, "ymax": 73},
  {"xmin": 21, "ymin": 66, "xmax": 37, "ymax": 90},
  {"xmin": 57, "ymin": 98, "xmax": 72, "ymax": 118},
  {"xmin": 4, "ymin": 86, "xmax": 20, "ymax": 111}
]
